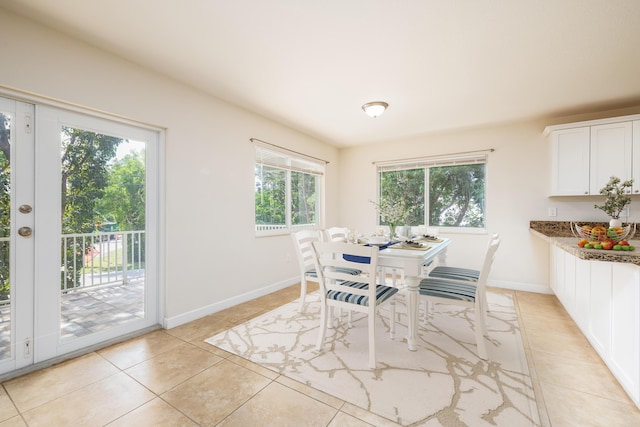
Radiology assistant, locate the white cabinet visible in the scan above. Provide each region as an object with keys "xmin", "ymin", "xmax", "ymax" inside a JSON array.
[
  {"xmin": 551, "ymin": 127, "xmax": 590, "ymax": 195},
  {"xmin": 633, "ymin": 120, "xmax": 640, "ymax": 194},
  {"xmin": 590, "ymin": 121, "xmax": 633, "ymax": 194},
  {"xmin": 546, "ymin": 114, "xmax": 640, "ymax": 196},
  {"xmin": 574, "ymin": 257, "xmax": 590, "ymax": 331},
  {"xmin": 563, "ymin": 250, "xmax": 577, "ymax": 316},
  {"xmin": 611, "ymin": 263, "xmax": 640, "ymax": 400},
  {"xmin": 551, "ymin": 245, "xmax": 640, "ymax": 407},
  {"xmin": 549, "ymin": 244, "xmax": 563, "ymax": 297},
  {"xmin": 588, "ymin": 261, "xmax": 612, "ymax": 357}
]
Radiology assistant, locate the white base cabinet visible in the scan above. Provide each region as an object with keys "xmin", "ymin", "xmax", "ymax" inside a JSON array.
[{"xmin": 551, "ymin": 246, "xmax": 640, "ymax": 406}]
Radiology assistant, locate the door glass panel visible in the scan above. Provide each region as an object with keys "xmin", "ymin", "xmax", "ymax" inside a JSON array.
[
  {"xmin": 59, "ymin": 127, "xmax": 146, "ymax": 341},
  {"xmin": 0, "ymin": 111, "xmax": 11, "ymax": 360}
]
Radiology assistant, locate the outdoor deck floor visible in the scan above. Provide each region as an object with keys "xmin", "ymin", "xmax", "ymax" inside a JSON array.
[{"xmin": 0, "ymin": 281, "xmax": 144, "ymax": 359}]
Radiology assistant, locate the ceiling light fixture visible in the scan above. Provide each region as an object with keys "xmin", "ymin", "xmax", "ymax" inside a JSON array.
[{"xmin": 362, "ymin": 101, "xmax": 388, "ymax": 118}]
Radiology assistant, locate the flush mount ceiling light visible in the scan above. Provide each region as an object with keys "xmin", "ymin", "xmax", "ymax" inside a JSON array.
[{"xmin": 362, "ymin": 101, "xmax": 388, "ymax": 118}]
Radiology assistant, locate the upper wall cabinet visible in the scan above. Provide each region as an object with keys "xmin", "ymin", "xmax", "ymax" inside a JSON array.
[
  {"xmin": 545, "ymin": 115, "xmax": 640, "ymax": 196},
  {"xmin": 634, "ymin": 121, "xmax": 640, "ymax": 193},
  {"xmin": 590, "ymin": 121, "xmax": 633, "ymax": 194},
  {"xmin": 551, "ymin": 127, "xmax": 590, "ymax": 195}
]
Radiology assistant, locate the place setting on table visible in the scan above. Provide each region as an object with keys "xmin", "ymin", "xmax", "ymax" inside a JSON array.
[{"xmin": 345, "ymin": 225, "xmax": 444, "ymax": 251}]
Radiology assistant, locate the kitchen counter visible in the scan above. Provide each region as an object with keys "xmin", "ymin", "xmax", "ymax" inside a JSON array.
[
  {"xmin": 531, "ymin": 220, "xmax": 640, "ymax": 409},
  {"xmin": 530, "ymin": 220, "xmax": 640, "ymax": 266}
]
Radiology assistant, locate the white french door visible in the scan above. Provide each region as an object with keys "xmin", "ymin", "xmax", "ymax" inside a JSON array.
[
  {"xmin": 0, "ymin": 96, "xmax": 161, "ymax": 375},
  {"xmin": 0, "ymin": 97, "xmax": 36, "ymax": 373}
]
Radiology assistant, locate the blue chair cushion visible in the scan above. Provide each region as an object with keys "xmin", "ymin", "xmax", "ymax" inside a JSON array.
[
  {"xmin": 327, "ymin": 282, "xmax": 399, "ymax": 307},
  {"xmin": 429, "ymin": 266, "xmax": 480, "ymax": 282},
  {"xmin": 418, "ymin": 278, "xmax": 477, "ymax": 302}
]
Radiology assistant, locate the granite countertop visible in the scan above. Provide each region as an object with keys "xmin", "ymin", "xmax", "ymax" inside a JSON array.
[{"xmin": 530, "ymin": 221, "xmax": 640, "ymax": 266}]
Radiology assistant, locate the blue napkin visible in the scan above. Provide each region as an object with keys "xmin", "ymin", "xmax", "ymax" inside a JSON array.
[{"xmin": 343, "ymin": 241, "xmax": 399, "ymax": 263}]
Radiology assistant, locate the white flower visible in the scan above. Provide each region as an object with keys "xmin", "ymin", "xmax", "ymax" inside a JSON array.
[
  {"xmin": 594, "ymin": 176, "xmax": 633, "ymax": 219},
  {"xmin": 370, "ymin": 199, "xmax": 413, "ymax": 225}
]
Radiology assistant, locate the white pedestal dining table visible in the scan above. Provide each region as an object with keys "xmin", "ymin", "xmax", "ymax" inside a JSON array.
[{"xmin": 377, "ymin": 238, "xmax": 451, "ymax": 351}]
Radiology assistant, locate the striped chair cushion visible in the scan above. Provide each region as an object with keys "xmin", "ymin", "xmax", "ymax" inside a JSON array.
[
  {"xmin": 304, "ymin": 268, "xmax": 318, "ymax": 278},
  {"xmin": 418, "ymin": 278, "xmax": 477, "ymax": 302},
  {"xmin": 305, "ymin": 267, "xmax": 362, "ymax": 278},
  {"xmin": 429, "ymin": 266, "xmax": 480, "ymax": 282},
  {"xmin": 327, "ymin": 282, "xmax": 398, "ymax": 307}
]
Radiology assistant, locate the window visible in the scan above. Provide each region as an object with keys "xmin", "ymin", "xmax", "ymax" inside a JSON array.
[
  {"xmin": 377, "ymin": 153, "xmax": 486, "ymax": 230},
  {"xmin": 255, "ymin": 145, "xmax": 323, "ymax": 235}
]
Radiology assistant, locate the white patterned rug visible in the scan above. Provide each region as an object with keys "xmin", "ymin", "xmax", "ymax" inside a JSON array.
[{"xmin": 206, "ymin": 291, "xmax": 542, "ymax": 426}]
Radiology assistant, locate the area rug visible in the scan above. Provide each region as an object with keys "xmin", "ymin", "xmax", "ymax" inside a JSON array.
[{"xmin": 205, "ymin": 291, "xmax": 542, "ymax": 426}]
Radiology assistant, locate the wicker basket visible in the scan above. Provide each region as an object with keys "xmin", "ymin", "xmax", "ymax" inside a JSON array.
[{"xmin": 571, "ymin": 223, "xmax": 632, "ymax": 242}]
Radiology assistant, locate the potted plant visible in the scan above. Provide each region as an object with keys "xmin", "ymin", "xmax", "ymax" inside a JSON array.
[
  {"xmin": 370, "ymin": 199, "xmax": 414, "ymax": 240},
  {"xmin": 594, "ymin": 176, "xmax": 633, "ymax": 228}
]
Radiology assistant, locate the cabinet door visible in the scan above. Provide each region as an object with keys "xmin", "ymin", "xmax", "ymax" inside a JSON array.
[
  {"xmin": 551, "ymin": 127, "xmax": 590, "ymax": 195},
  {"xmin": 563, "ymin": 251, "xmax": 576, "ymax": 316},
  {"xmin": 549, "ymin": 245, "xmax": 562, "ymax": 298},
  {"xmin": 574, "ymin": 257, "xmax": 590, "ymax": 333},
  {"xmin": 589, "ymin": 262, "xmax": 612, "ymax": 358},
  {"xmin": 610, "ymin": 263, "xmax": 640, "ymax": 402},
  {"xmin": 633, "ymin": 121, "xmax": 640, "ymax": 194},
  {"xmin": 590, "ymin": 122, "xmax": 633, "ymax": 195}
]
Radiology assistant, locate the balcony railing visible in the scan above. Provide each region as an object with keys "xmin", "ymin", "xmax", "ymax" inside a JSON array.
[{"xmin": 61, "ymin": 230, "xmax": 145, "ymax": 292}]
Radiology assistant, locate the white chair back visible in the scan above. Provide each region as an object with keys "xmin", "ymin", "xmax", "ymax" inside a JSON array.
[
  {"xmin": 313, "ymin": 241, "xmax": 379, "ymax": 297},
  {"xmin": 291, "ymin": 229, "xmax": 323, "ymax": 312},
  {"xmin": 325, "ymin": 227, "xmax": 348, "ymax": 242},
  {"xmin": 476, "ymin": 236, "xmax": 500, "ymax": 292},
  {"xmin": 291, "ymin": 229, "xmax": 322, "ymax": 276}
]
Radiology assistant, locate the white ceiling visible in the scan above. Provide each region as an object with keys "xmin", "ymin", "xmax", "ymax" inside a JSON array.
[{"xmin": 3, "ymin": 0, "xmax": 640, "ymax": 147}]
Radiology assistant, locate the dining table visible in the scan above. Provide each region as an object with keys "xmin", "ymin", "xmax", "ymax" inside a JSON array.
[{"xmin": 376, "ymin": 237, "xmax": 451, "ymax": 351}]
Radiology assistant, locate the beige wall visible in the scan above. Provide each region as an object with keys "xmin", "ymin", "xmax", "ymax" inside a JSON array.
[
  {"xmin": 0, "ymin": 9, "xmax": 340, "ymax": 325},
  {"xmin": 338, "ymin": 120, "xmax": 553, "ymax": 292},
  {"xmin": 3, "ymin": 8, "xmax": 640, "ymax": 325},
  {"xmin": 338, "ymin": 106, "xmax": 640, "ymax": 293}
]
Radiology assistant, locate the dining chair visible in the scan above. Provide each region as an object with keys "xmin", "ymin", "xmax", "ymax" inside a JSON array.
[
  {"xmin": 426, "ymin": 233, "xmax": 500, "ymax": 311},
  {"xmin": 291, "ymin": 229, "xmax": 324, "ymax": 313},
  {"xmin": 291, "ymin": 229, "xmax": 362, "ymax": 313},
  {"xmin": 417, "ymin": 235, "xmax": 500, "ymax": 360},
  {"xmin": 312, "ymin": 241, "xmax": 399, "ymax": 369},
  {"xmin": 325, "ymin": 226, "xmax": 348, "ymax": 242}
]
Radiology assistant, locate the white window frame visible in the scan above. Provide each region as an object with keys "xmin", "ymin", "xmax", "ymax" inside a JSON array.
[
  {"xmin": 376, "ymin": 152, "xmax": 488, "ymax": 234},
  {"xmin": 254, "ymin": 144, "xmax": 324, "ymax": 236}
]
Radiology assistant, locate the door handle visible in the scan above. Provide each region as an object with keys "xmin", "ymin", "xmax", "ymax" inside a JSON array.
[{"xmin": 18, "ymin": 227, "xmax": 32, "ymax": 237}]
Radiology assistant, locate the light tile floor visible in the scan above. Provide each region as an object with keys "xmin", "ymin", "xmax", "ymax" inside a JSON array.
[{"xmin": 0, "ymin": 285, "xmax": 639, "ymax": 426}]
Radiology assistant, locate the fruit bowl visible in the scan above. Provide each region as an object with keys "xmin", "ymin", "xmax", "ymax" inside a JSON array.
[{"xmin": 572, "ymin": 223, "xmax": 633, "ymax": 243}]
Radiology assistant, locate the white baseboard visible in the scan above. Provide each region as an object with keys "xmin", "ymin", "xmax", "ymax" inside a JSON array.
[
  {"xmin": 489, "ymin": 279, "xmax": 554, "ymax": 295},
  {"xmin": 163, "ymin": 277, "xmax": 300, "ymax": 329},
  {"xmin": 164, "ymin": 277, "xmax": 554, "ymax": 329}
]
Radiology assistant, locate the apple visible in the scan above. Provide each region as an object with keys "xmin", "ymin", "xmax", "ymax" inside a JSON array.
[
  {"xmin": 584, "ymin": 243, "xmax": 593, "ymax": 249},
  {"xmin": 613, "ymin": 245, "xmax": 622, "ymax": 250},
  {"xmin": 601, "ymin": 241, "xmax": 614, "ymax": 250},
  {"xmin": 594, "ymin": 244, "xmax": 603, "ymax": 250},
  {"xmin": 622, "ymin": 245, "xmax": 631, "ymax": 251},
  {"xmin": 619, "ymin": 240, "xmax": 629, "ymax": 246},
  {"xmin": 630, "ymin": 245, "xmax": 635, "ymax": 251}
]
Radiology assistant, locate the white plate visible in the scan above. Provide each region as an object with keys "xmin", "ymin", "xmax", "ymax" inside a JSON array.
[{"xmin": 367, "ymin": 236, "xmax": 388, "ymax": 245}]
